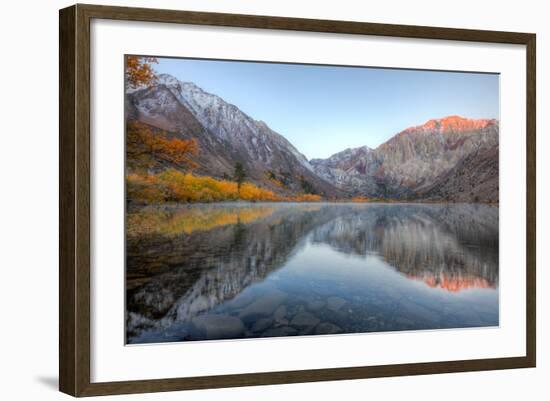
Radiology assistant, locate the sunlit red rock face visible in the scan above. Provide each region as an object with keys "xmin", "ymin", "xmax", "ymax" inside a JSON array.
[
  {"xmin": 311, "ymin": 116, "xmax": 499, "ymax": 202},
  {"xmin": 401, "ymin": 115, "xmax": 496, "ymax": 135}
]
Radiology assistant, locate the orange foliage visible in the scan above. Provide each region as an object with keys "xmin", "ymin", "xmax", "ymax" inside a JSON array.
[
  {"xmin": 351, "ymin": 196, "xmax": 371, "ymax": 202},
  {"xmin": 288, "ymin": 194, "xmax": 322, "ymax": 202},
  {"xmin": 126, "ymin": 56, "xmax": 158, "ymax": 88},
  {"xmin": 127, "ymin": 121, "xmax": 198, "ymax": 170},
  {"xmin": 155, "ymin": 136, "xmax": 198, "ymax": 167},
  {"xmin": 127, "ymin": 169, "xmax": 324, "ymax": 204},
  {"xmin": 239, "ymin": 183, "xmax": 279, "ymax": 201},
  {"xmin": 269, "ymin": 177, "xmax": 286, "ymax": 188},
  {"xmin": 158, "ymin": 170, "xmax": 239, "ymax": 202},
  {"xmin": 126, "ymin": 173, "xmax": 169, "ymax": 203}
]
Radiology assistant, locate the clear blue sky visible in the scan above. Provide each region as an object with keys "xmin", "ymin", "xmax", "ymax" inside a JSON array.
[{"xmin": 153, "ymin": 57, "xmax": 499, "ymax": 160}]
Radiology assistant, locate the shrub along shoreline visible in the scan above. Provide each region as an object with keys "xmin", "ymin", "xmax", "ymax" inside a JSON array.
[
  {"xmin": 127, "ymin": 169, "xmax": 499, "ymax": 205},
  {"xmin": 127, "ymin": 169, "xmax": 322, "ymax": 204}
]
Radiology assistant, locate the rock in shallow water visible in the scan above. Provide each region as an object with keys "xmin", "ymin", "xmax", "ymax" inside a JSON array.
[
  {"xmin": 290, "ymin": 311, "xmax": 320, "ymax": 328},
  {"xmin": 191, "ymin": 314, "xmax": 245, "ymax": 339},
  {"xmin": 250, "ymin": 317, "xmax": 273, "ymax": 333},
  {"xmin": 224, "ymin": 291, "xmax": 257, "ymax": 309},
  {"xmin": 327, "ymin": 296, "xmax": 346, "ymax": 311},
  {"xmin": 262, "ymin": 326, "xmax": 298, "ymax": 337},
  {"xmin": 273, "ymin": 305, "xmax": 287, "ymax": 323},
  {"xmin": 238, "ymin": 290, "xmax": 287, "ymax": 322},
  {"xmin": 306, "ymin": 299, "xmax": 325, "ymax": 312},
  {"xmin": 314, "ymin": 322, "xmax": 343, "ymax": 335}
]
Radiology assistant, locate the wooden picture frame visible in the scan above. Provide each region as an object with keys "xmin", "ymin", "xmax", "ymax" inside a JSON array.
[{"xmin": 59, "ymin": 3, "xmax": 536, "ymax": 397}]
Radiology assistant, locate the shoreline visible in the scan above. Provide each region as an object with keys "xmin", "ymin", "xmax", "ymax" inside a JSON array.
[{"xmin": 128, "ymin": 200, "xmax": 499, "ymax": 209}]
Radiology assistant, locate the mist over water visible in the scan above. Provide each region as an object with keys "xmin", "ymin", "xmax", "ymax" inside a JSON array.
[{"xmin": 126, "ymin": 203, "xmax": 499, "ymax": 344}]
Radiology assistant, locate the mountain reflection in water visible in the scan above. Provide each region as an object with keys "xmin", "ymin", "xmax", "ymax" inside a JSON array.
[{"xmin": 126, "ymin": 203, "xmax": 499, "ymax": 344}]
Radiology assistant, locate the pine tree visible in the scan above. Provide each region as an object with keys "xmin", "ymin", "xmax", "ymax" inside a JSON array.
[{"xmin": 234, "ymin": 162, "xmax": 246, "ymax": 196}]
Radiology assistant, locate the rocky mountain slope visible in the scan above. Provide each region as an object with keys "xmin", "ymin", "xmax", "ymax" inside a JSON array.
[
  {"xmin": 126, "ymin": 74, "xmax": 341, "ymax": 197},
  {"xmin": 310, "ymin": 146, "xmax": 380, "ymax": 195},
  {"xmin": 311, "ymin": 116, "xmax": 499, "ymax": 202},
  {"xmin": 418, "ymin": 145, "xmax": 499, "ymax": 202}
]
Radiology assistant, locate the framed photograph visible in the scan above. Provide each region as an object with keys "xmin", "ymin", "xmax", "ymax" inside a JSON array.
[{"xmin": 59, "ymin": 4, "xmax": 536, "ymax": 397}]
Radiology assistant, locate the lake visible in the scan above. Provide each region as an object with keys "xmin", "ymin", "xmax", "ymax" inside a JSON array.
[{"xmin": 126, "ymin": 202, "xmax": 499, "ymax": 344}]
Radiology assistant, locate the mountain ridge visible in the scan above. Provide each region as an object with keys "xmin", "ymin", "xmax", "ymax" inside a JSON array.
[
  {"xmin": 127, "ymin": 74, "xmax": 342, "ymax": 197},
  {"xmin": 311, "ymin": 115, "xmax": 499, "ymax": 202}
]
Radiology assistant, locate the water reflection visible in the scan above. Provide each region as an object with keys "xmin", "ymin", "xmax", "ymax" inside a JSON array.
[{"xmin": 126, "ymin": 203, "xmax": 499, "ymax": 344}]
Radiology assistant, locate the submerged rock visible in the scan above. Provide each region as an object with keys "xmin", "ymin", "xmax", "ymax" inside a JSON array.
[
  {"xmin": 250, "ymin": 318, "xmax": 273, "ymax": 333},
  {"xmin": 262, "ymin": 326, "xmax": 298, "ymax": 337},
  {"xmin": 327, "ymin": 296, "xmax": 346, "ymax": 311},
  {"xmin": 314, "ymin": 322, "xmax": 343, "ymax": 335},
  {"xmin": 225, "ymin": 291, "xmax": 257, "ymax": 309},
  {"xmin": 239, "ymin": 290, "xmax": 287, "ymax": 322},
  {"xmin": 290, "ymin": 311, "xmax": 320, "ymax": 329},
  {"xmin": 191, "ymin": 314, "xmax": 245, "ymax": 339},
  {"xmin": 273, "ymin": 305, "xmax": 287, "ymax": 323},
  {"xmin": 306, "ymin": 299, "xmax": 325, "ymax": 312}
]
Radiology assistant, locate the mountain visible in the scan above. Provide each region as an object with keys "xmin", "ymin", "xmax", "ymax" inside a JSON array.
[
  {"xmin": 311, "ymin": 116, "xmax": 499, "ymax": 202},
  {"xmin": 126, "ymin": 74, "xmax": 341, "ymax": 197},
  {"xmin": 418, "ymin": 145, "xmax": 499, "ymax": 202},
  {"xmin": 310, "ymin": 146, "xmax": 380, "ymax": 195},
  {"xmin": 127, "ymin": 74, "xmax": 498, "ymax": 203}
]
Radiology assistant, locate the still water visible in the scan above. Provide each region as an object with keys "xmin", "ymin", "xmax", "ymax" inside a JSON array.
[{"xmin": 126, "ymin": 203, "xmax": 499, "ymax": 344}]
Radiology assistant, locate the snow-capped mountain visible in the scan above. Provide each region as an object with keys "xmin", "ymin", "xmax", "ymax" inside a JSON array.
[
  {"xmin": 126, "ymin": 74, "xmax": 341, "ymax": 196},
  {"xmin": 311, "ymin": 116, "xmax": 499, "ymax": 202}
]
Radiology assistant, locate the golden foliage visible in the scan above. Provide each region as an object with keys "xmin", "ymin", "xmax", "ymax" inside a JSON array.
[
  {"xmin": 126, "ymin": 56, "xmax": 158, "ymax": 88},
  {"xmin": 161, "ymin": 137, "xmax": 199, "ymax": 166},
  {"xmin": 267, "ymin": 176, "xmax": 286, "ymax": 189},
  {"xmin": 127, "ymin": 121, "xmax": 198, "ymax": 171},
  {"xmin": 127, "ymin": 169, "xmax": 324, "ymax": 204},
  {"xmin": 239, "ymin": 183, "xmax": 279, "ymax": 201},
  {"xmin": 288, "ymin": 194, "xmax": 322, "ymax": 202},
  {"xmin": 351, "ymin": 196, "xmax": 371, "ymax": 202},
  {"xmin": 126, "ymin": 173, "xmax": 169, "ymax": 203},
  {"xmin": 159, "ymin": 170, "xmax": 239, "ymax": 202}
]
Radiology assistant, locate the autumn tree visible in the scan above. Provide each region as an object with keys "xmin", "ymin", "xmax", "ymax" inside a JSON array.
[
  {"xmin": 126, "ymin": 56, "xmax": 158, "ymax": 89},
  {"xmin": 160, "ymin": 137, "xmax": 199, "ymax": 170},
  {"xmin": 233, "ymin": 162, "xmax": 246, "ymax": 196},
  {"xmin": 127, "ymin": 121, "xmax": 199, "ymax": 172},
  {"xmin": 126, "ymin": 121, "xmax": 153, "ymax": 170}
]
